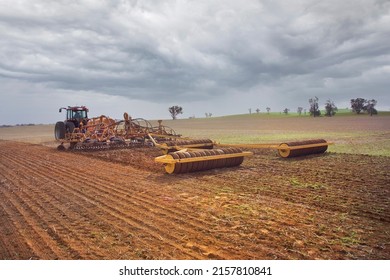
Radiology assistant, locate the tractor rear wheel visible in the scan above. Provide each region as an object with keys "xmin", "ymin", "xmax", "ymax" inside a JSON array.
[
  {"xmin": 65, "ymin": 122, "xmax": 75, "ymax": 133},
  {"xmin": 55, "ymin": 122, "xmax": 66, "ymax": 140}
]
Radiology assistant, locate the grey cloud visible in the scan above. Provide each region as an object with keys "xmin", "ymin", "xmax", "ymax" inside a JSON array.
[{"xmin": 1, "ymin": 0, "xmax": 390, "ymax": 124}]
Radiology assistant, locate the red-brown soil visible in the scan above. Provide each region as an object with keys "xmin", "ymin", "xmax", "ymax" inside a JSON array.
[{"xmin": 0, "ymin": 140, "xmax": 389, "ymax": 260}]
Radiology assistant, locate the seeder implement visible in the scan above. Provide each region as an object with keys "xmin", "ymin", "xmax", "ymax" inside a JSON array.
[{"xmin": 55, "ymin": 109, "xmax": 179, "ymax": 151}]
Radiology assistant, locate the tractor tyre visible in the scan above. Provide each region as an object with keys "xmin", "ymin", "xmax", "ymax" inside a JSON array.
[
  {"xmin": 65, "ymin": 122, "xmax": 75, "ymax": 133},
  {"xmin": 55, "ymin": 122, "xmax": 66, "ymax": 140}
]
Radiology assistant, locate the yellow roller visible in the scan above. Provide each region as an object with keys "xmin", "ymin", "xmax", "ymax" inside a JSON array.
[
  {"xmin": 155, "ymin": 148, "xmax": 253, "ymax": 174},
  {"xmin": 277, "ymin": 139, "xmax": 330, "ymax": 158},
  {"xmin": 218, "ymin": 139, "xmax": 332, "ymax": 158},
  {"xmin": 158, "ymin": 139, "xmax": 214, "ymax": 154}
]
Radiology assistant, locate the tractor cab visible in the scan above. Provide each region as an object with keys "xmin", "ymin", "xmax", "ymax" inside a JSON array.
[
  {"xmin": 55, "ymin": 106, "xmax": 89, "ymax": 141},
  {"xmin": 59, "ymin": 106, "xmax": 89, "ymax": 128}
]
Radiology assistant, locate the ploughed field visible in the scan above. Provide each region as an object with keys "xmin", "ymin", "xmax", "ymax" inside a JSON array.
[{"xmin": 0, "ymin": 115, "xmax": 389, "ymax": 259}]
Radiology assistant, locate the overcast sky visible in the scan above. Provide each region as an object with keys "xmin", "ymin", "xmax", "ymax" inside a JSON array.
[{"xmin": 1, "ymin": 0, "xmax": 389, "ymax": 124}]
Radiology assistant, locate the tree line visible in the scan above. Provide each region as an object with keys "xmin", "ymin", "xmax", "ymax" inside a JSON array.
[
  {"xmin": 308, "ymin": 97, "xmax": 378, "ymax": 117},
  {"xmin": 250, "ymin": 97, "xmax": 378, "ymax": 117},
  {"xmin": 168, "ymin": 98, "xmax": 379, "ymax": 119}
]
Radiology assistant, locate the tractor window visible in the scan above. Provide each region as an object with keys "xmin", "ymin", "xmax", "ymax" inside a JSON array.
[
  {"xmin": 73, "ymin": 110, "xmax": 87, "ymax": 119},
  {"xmin": 67, "ymin": 110, "xmax": 73, "ymax": 120}
]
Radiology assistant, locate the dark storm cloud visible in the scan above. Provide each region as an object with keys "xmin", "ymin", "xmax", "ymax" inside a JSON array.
[{"xmin": 1, "ymin": 0, "xmax": 390, "ymax": 123}]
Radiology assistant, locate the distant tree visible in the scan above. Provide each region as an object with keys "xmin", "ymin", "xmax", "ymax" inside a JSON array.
[
  {"xmin": 304, "ymin": 109, "xmax": 307, "ymax": 115},
  {"xmin": 351, "ymin": 98, "xmax": 366, "ymax": 114},
  {"xmin": 256, "ymin": 108, "xmax": 260, "ymax": 114},
  {"xmin": 324, "ymin": 99, "xmax": 338, "ymax": 117},
  {"xmin": 365, "ymin": 99, "xmax": 378, "ymax": 116},
  {"xmin": 297, "ymin": 107, "xmax": 303, "ymax": 115},
  {"xmin": 283, "ymin": 108, "xmax": 290, "ymax": 115},
  {"xmin": 266, "ymin": 107, "xmax": 271, "ymax": 114},
  {"xmin": 205, "ymin": 112, "xmax": 213, "ymax": 118},
  {"xmin": 248, "ymin": 108, "xmax": 252, "ymax": 114},
  {"xmin": 169, "ymin": 105, "xmax": 183, "ymax": 120},
  {"xmin": 309, "ymin": 97, "xmax": 321, "ymax": 117}
]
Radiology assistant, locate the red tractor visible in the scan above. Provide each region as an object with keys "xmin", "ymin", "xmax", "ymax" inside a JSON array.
[{"xmin": 54, "ymin": 106, "xmax": 89, "ymax": 140}]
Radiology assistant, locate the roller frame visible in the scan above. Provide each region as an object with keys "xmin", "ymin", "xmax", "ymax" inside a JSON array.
[
  {"xmin": 160, "ymin": 142, "xmax": 213, "ymax": 149},
  {"xmin": 154, "ymin": 139, "xmax": 333, "ymax": 174},
  {"xmin": 149, "ymin": 134, "xmax": 215, "ymax": 154},
  {"xmin": 155, "ymin": 151, "xmax": 253, "ymax": 164},
  {"xmin": 155, "ymin": 140, "xmax": 333, "ymax": 155},
  {"xmin": 158, "ymin": 142, "xmax": 214, "ymax": 154},
  {"xmin": 218, "ymin": 141, "xmax": 332, "ymax": 158},
  {"xmin": 218, "ymin": 141, "xmax": 332, "ymax": 150},
  {"xmin": 279, "ymin": 142, "xmax": 333, "ymax": 150}
]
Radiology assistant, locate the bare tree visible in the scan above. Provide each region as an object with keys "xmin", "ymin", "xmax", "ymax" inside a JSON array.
[
  {"xmin": 297, "ymin": 107, "xmax": 303, "ymax": 115},
  {"xmin": 266, "ymin": 107, "xmax": 271, "ymax": 114},
  {"xmin": 169, "ymin": 105, "xmax": 183, "ymax": 120}
]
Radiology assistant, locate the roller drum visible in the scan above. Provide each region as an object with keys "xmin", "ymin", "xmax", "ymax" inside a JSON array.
[
  {"xmin": 278, "ymin": 139, "xmax": 328, "ymax": 158},
  {"xmin": 166, "ymin": 148, "xmax": 245, "ymax": 174},
  {"xmin": 162, "ymin": 139, "xmax": 214, "ymax": 153}
]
